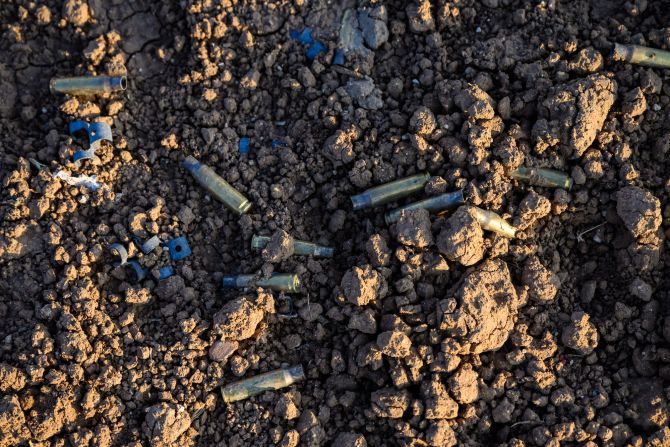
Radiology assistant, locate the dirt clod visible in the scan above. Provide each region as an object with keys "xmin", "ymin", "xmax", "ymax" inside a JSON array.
[
  {"xmin": 561, "ymin": 312, "xmax": 598, "ymax": 355},
  {"xmin": 341, "ymin": 265, "xmax": 385, "ymax": 306},
  {"xmin": 396, "ymin": 208, "xmax": 433, "ymax": 248},
  {"xmin": 616, "ymin": 186, "xmax": 661, "ymax": 239},
  {"xmin": 376, "ymin": 331, "xmax": 412, "ymax": 358},
  {"xmin": 142, "ymin": 403, "xmax": 191, "ymax": 447},
  {"xmin": 213, "ymin": 296, "xmax": 265, "ymax": 341},
  {"xmin": 438, "ymin": 258, "xmax": 521, "ymax": 354},
  {"xmin": 436, "ymin": 206, "xmax": 484, "ymax": 266},
  {"xmin": 522, "ymin": 256, "xmax": 559, "ymax": 303}
]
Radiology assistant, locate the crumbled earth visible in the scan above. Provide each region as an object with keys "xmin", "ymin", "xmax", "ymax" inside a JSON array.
[
  {"xmin": 436, "ymin": 205, "xmax": 485, "ymax": 266},
  {"xmin": 2, "ymin": 0, "xmax": 670, "ymax": 446},
  {"xmin": 395, "ymin": 208, "xmax": 433, "ymax": 248}
]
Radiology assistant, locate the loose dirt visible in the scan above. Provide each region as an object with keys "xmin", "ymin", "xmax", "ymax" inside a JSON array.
[{"xmin": 2, "ymin": 0, "xmax": 670, "ymax": 446}]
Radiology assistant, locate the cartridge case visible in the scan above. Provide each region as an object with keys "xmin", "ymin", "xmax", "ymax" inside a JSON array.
[
  {"xmin": 351, "ymin": 173, "xmax": 431, "ymax": 210},
  {"xmin": 50, "ymin": 76, "xmax": 127, "ymax": 96},
  {"xmin": 222, "ymin": 273, "xmax": 301, "ymax": 293},
  {"xmin": 385, "ymin": 190, "xmax": 465, "ymax": 224},
  {"xmin": 509, "ymin": 167, "xmax": 572, "ymax": 190},
  {"xmin": 612, "ymin": 43, "xmax": 670, "ymax": 69},
  {"xmin": 470, "ymin": 207, "xmax": 516, "ymax": 239},
  {"xmin": 182, "ymin": 156, "xmax": 251, "ymax": 214},
  {"xmin": 221, "ymin": 365, "xmax": 305, "ymax": 403},
  {"xmin": 251, "ymin": 235, "xmax": 334, "ymax": 258}
]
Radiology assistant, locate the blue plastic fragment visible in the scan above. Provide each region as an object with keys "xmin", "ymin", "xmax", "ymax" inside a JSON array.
[
  {"xmin": 69, "ymin": 121, "xmax": 113, "ymax": 151},
  {"xmin": 127, "ymin": 260, "xmax": 147, "ymax": 282},
  {"xmin": 239, "ymin": 137, "xmax": 250, "ymax": 154},
  {"xmin": 166, "ymin": 236, "xmax": 192, "ymax": 261},
  {"xmin": 73, "ymin": 148, "xmax": 97, "ymax": 162},
  {"xmin": 109, "ymin": 243, "xmax": 128, "ymax": 266},
  {"xmin": 158, "ymin": 266, "xmax": 174, "ymax": 280},
  {"xmin": 306, "ymin": 41, "xmax": 327, "ymax": 60},
  {"xmin": 271, "ymin": 139, "xmax": 285, "ymax": 149},
  {"xmin": 291, "ymin": 27, "xmax": 314, "ymax": 44},
  {"xmin": 333, "ymin": 48, "xmax": 345, "ymax": 65},
  {"xmin": 139, "ymin": 235, "xmax": 161, "ymax": 254}
]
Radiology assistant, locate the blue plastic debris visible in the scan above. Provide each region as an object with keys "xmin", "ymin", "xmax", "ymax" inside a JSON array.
[
  {"xmin": 333, "ymin": 48, "xmax": 346, "ymax": 65},
  {"xmin": 73, "ymin": 148, "xmax": 97, "ymax": 162},
  {"xmin": 291, "ymin": 27, "xmax": 314, "ymax": 44},
  {"xmin": 139, "ymin": 235, "xmax": 161, "ymax": 254},
  {"xmin": 109, "ymin": 243, "xmax": 128, "ymax": 265},
  {"xmin": 306, "ymin": 41, "xmax": 327, "ymax": 60},
  {"xmin": 158, "ymin": 266, "xmax": 174, "ymax": 280},
  {"xmin": 239, "ymin": 137, "xmax": 250, "ymax": 154},
  {"xmin": 166, "ymin": 236, "xmax": 192, "ymax": 261},
  {"xmin": 271, "ymin": 139, "xmax": 285, "ymax": 149},
  {"xmin": 127, "ymin": 260, "xmax": 147, "ymax": 281},
  {"xmin": 69, "ymin": 121, "xmax": 113, "ymax": 162},
  {"xmin": 291, "ymin": 27, "xmax": 326, "ymax": 61}
]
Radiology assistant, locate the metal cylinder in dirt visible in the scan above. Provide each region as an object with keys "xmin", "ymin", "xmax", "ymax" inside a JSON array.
[
  {"xmin": 384, "ymin": 190, "xmax": 465, "ymax": 224},
  {"xmin": 509, "ymin": 166, "xmax": 573, "ymax": 190},
  {"xmin": 222, "ymin": 273, "xmax": 301, "ymax": 293},
  {"xmin": 612, "ymin": 43, "xmax": 670, "ymax": 68},
  {"xmin": 49, "ymin": 76, "xmax": 127, "ymax": 96},
  {"xmin": 251, "ymin": 235, "xmax": 334, "ymax": 257},
  {"xmin": 221, "ymin": 365, "xmax": 305, "ymax": 403},
  {"xmin": 470, "ymin": 206, "xmax": 517, "ymax": 239},
  {"xmin": 182, "ymin": 156, "xmax": 251, "ymax": 215},
  {"xmin": 351, "ymin": 173, "xmax": 430, "ymax": 210}
]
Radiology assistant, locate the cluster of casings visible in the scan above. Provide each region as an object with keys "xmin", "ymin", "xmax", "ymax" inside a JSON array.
[
  {"xmin": 181, "ymin": 156, "xmax": 334, "ymax": 300},
  {"xmin": 63, "ymin": 42, "xmax": 670, "ymax": 406},
  {"xmin": 351, "ymin": 166, "xmax": 572, "ymax": 237}
]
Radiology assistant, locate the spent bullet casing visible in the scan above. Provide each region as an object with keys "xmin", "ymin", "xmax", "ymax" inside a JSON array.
[
  {"xmin": 251, "ymin": 235, "xmax": 334, "ymax": 258},
  {"xmin": 221, "ymin": 365, "xmax": 305, "ymax": 403},
  {"xmin": 222, "ymin": 273, "xmax": 301, "ymax": 293},
  {"xmin": 509, "ymin": 167, "xmax": 572, "ymax": 190},
  {"xmin": 351, "ymin": 173, "xmax": 430, "ymax": 210},
  {"xmin": 385, "ymin": 190, "xmax": 465, "ymax": 224},
  {"xmin": 182, "ymin": 156, "xmax": 251, "ymax": 214},
  {"xmin": 612, "ymin": 43, "xmax": 670, "ymax": 69},
  {"xmin": 50, "ymin": 76, "xmax": 127, "ymax": 96},
  {"xmin": 470, "ymin": 206, "xmax": 517, "ymax": 239}
]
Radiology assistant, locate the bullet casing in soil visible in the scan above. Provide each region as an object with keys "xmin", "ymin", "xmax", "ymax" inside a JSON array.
[
  {"xmin": 182, "ymin": 156, "xmax": 251, "ymax": 214},
  {"xmin": 612, "ymin": 43, "xmax": 670, "ymax": 68},
  {"xmin": 251, "ymin": 235, "xmax": 334, "ymax": 257},
  {"xmin": 351, "ymin": 173, "xmax": 430, "ymax": 210},
  {"xmin": 470, "ymin": 206, "xmax": 517, "ymax": 239},
  {"xmin": 385, "ymin": 190, "xmax": 465, "ymax": 224},
  {"xmin": 50, "ymin": 76, "xmax": 127, "ymax": 96},
  {"xmin": 222, "ymin": 273, "xmax": 301, "ymax": 293},
  {"xmin": 221, "ymin": 365, "xmax": 305, "ymax": 403},
  {"xmin": 509, "ymin": 167, "xmax": 573, "ymax": 190}
]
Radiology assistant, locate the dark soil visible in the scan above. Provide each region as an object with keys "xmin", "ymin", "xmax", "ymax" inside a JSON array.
[{"xmin": 2, "ymin": 0, "xmax": 670, "ymax": 446}]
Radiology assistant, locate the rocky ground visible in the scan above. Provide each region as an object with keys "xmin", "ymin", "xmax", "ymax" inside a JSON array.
[{"xmin": 2, "ymin": 0, "xmax": 670, "ymax": 446}]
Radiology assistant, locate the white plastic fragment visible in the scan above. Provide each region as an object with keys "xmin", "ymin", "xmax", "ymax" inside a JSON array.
[{"xmin": 53, "ymin": 170, "xmax": 101, "ymax": 191}]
